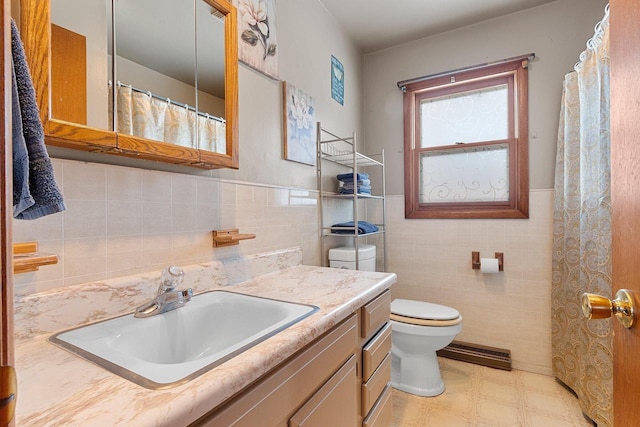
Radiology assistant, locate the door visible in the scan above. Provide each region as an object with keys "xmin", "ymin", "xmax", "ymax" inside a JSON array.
[
  {"xmin": 0, "ymin": 0, "xmax": 16, "ymax": 425},
  {"xmin": 610, "ymin": 0, "xmax": 640, "ymax": 425}
]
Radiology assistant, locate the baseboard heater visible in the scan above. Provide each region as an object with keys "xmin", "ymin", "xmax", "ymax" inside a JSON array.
[{"xmin": 436, "ymin": 340, "xmax": 512, "ymax": 371}]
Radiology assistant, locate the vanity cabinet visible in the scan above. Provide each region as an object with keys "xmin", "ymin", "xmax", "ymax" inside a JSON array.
[
  {"xmin": 362, "ymin": 386, "xmax": 392, "ymax": 427},
  {"xmin": 289, "ymin": 355, "xmax": 358, "ymax": 427},
  {"xmin": 358, "ymin": 290, "xmax": 393, "ymax": 425},
  {"xmin": 192, "ymin": 314, "xmax": 359, "ymax": 427},
  {"xmin": 191, "ymin": 290, "xmax": 392, "ymax": 427}
]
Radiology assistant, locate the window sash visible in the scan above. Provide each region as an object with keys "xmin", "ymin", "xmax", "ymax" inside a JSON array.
[
  {"xmin": 414, "ymin": 75, "xmax": 515, "ymax": 149},
  {"xmin": 403, "ymin": 58, "xmax": 529, "ymax": 219},
  {"xmin": 415, "ymin": 139, "xmax": 516, "ymax": 207},
  {"xmin": 416, "ymin": 77, "xmax": 513, "ymax": 149}
]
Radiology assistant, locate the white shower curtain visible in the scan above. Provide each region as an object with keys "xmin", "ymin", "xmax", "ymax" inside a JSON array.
[
  {"xmin": 551, "ymin": 5, "xmax": 611, "ymax": 427},
  {"xmin": 116, "ymin": 85, "xmax": 226, "ymax": 153}
]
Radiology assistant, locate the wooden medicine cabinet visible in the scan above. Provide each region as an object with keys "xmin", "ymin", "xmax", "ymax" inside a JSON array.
[{"xmin": 19, "ymin": 0, "xmax": 239, "ymax": 169}]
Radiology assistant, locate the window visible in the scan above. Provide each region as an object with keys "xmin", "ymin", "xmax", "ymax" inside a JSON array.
[{"xmin": 402, "ymin": 57, "xmax": 529, "ymax": 219}]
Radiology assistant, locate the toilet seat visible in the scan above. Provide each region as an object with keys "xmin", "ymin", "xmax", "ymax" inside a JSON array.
[
  {"xmin": 390, "ymin": 313, "xmax": 462, "ymax": 326},
  {"xmin": 391, "ymin": 299, "xmax": 462, "ymax": 327}
]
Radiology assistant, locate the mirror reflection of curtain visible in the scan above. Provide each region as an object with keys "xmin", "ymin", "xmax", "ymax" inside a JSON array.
[
  {"xmin": 164, "ymin": 101, "xmax": 196, "ymax": 148},
  {"xmin": 116, "ymin": 85, "xmax": 226, "ymax": 153},
  {"xmin": 197, "ymin": 115, "xmax": 226, "ymax": 153},
  {"xmin": 552, "ymin": 5, "xmax": 611, "ymax": 427}
]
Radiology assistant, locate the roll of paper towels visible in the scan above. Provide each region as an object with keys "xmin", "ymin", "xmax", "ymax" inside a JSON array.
[{"xmin": 480, "ymin": 258, "xmax": 500, "ymax": 273}]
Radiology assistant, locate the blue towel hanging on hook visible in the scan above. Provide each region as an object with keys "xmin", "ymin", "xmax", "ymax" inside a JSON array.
[{"xmin": 11, "ymin": 18, "xmax": 65, "ymax": 220}]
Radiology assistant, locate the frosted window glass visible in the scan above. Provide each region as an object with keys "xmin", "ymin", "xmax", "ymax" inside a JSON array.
[
  {"xmin": 420, "ymin": 84, "xmax": 508, "ymax": 148},
  {"xmin": 419, "ymin": 144, "xmax": 509, "ymax": 203}
]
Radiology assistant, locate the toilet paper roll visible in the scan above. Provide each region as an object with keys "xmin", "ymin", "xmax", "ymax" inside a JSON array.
[{"xmin": 480, "ymin": 258, "xmax": 500, "ymax": 274}]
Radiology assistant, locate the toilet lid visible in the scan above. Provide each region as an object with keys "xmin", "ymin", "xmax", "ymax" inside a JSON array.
[{"xmin": 391, "ymin": 299, "xmax": 460, "ymax": 321}]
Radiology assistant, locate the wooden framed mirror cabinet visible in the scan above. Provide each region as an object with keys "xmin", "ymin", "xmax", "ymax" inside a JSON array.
[{"xmin": 18, "ymin": 0, "xmax": 239, "ymax": 169}]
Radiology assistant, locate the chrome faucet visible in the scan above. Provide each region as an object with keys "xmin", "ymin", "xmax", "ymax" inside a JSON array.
[{"xmin": 134, "ymin": 266, "xmax": 193, "ymax": 318}]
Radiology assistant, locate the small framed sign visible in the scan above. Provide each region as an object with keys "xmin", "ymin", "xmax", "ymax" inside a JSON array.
[{"xmin": 331, "ymin": 55, "xmax": 344, "ymax": 105}]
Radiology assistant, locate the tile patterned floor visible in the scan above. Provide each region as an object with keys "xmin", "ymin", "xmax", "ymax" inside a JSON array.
[{"xmin": 392, "ymin": 358, "xmax": 595, "ymax": 427}]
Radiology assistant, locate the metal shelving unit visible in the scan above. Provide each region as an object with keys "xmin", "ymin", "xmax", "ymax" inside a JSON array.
[{"xmin": 317, "ymin": 122, "xmax": 387, "ymax": 271}]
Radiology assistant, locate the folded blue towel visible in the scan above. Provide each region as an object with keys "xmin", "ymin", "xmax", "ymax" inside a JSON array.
[
  {"xmin": 340, "ymin": 182, "xmax": 371, "ymax": 190},
  {"xmin": 338, "ymin": 185, "xmax": 371, "ymax": 195},
  {"xmin": 331, "ymin": 221, "xmax": 379, "ymax": 234},
  {"xmin": 338, "ymin": 189, "xmax": 371, "ymax": 195},
  {"xmin": 339, "ymin": 179, "xmax": 370, "ymax": 187},
  {"xmin": 337, "ymin": 172, "xmax": 369, "ymax": 181}
]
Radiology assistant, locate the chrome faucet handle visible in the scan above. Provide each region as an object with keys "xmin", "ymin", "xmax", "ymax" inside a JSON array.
[
  {"xmin": 135, "ymin": 267, "xmax": 191, "ymax": 318},
  {"xmin": 158, "ymin": 266, "xmax": 185, "ymax": 293},
  {"xmin": 179, "ymin": 288, "xmax": 194, "ymax": 303}
]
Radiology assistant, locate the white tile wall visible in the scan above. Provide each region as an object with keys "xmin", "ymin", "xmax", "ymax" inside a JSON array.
[
  {"xmin": 12, "ymin": 159, "xmax": 324, "ymax": 295},
  {"xmin": 384, "ymin": 190, "xmax": 554, "ymax": 375},
  {"xmin": 12, "ymin": 157, "xmax": 554, "ymax": 376}
]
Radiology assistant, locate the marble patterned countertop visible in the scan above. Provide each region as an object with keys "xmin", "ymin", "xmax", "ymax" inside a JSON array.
[{"xmin": 15, "ymin": 264, "xmax": 396, "ymax": 426}]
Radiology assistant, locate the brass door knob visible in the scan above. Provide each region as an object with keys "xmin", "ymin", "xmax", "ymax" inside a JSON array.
[
  {"xmin": 0, "ymin": 365, "xmax": 16, "ymax": 425},
  {"xmin": 581, "ymin": 289, "xmax": 636, "ymax": 328}
]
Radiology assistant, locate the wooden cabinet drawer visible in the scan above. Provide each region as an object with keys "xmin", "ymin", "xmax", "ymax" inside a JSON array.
[
  {"xmin": 195, "ymin": 315, "xmax": 358, "ymax": 427},
  {"xmin": 362, "ymin": 384, "xmax": 392, "ymax": 427},
  {"xmin": 289, "ymin": 355, "xmax": 358, "ymax": 427},
  {"xmin": 361, "ymin": 352, "xmax": 391, "ymax": 416},
  {"xmin": 361, "ymin": 290, "xmax": 391, "ymax": 340},
  {"xmin": 362, "ymin": 322, "xmax": 391, "ymax": 382}
]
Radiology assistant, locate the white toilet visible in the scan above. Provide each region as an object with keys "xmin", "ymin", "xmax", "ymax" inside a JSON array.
[{"xmin": 390, "ymin": 298, "xmax": 462, "ymax": 397}]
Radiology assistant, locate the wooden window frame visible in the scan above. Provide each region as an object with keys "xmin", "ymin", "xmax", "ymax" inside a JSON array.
[{"xmin": 403, "ymin": 58, "xmax": 529, "ymax": 219}]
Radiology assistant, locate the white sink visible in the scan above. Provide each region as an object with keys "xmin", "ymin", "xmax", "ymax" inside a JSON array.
[{"xmin": 49, "ymin": 290, "xmax": 318, "ymax": 389}]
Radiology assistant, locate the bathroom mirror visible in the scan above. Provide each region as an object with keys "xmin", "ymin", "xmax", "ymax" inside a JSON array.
[{"xmin": 19, "ymin": 0, "xmax": 238, "ymax": 169}]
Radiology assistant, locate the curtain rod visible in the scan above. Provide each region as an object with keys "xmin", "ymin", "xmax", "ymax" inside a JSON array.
[
  {"xmin": 574, "ymin": 4, "xmax": 609, "ymax": 70},
  {"xmin": 113, "ymin": 81, "xmax": 226, "ymax": 123},
  {"xmin": 396, "ymin": 53, "xmax": 535, "ymax": 92}
]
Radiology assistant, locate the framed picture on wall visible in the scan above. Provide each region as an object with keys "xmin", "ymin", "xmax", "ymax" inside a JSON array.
[
  {"xmin": 331, "ymin": 55, "xmax": 344, "ymax": 105},
  {"xmin": 282, "ymin": 81, "xmax": 316, "ymax": 166},
  {"xmin": 236, "ymin": 0, "xmax": 278, "ymax": 79}
]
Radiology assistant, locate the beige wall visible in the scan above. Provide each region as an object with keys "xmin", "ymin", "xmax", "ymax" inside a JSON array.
[
  {"xmin": 14, "ymin": 0, "xmax": 361, "ymax": 290},
  {"xmin": 362, "ymin": 0, "xmax": 608, "ymax": 193},
  {"xmin": 385, "ymin": 191, "xmax": 554, "ymax": 374},
  {"xmin": 14, "ymin": 0, "xmax": 608, "ymax": 376},
  {"xmin": 360, "ymin": 0, "xmax": 608, "ymax": 374},
  {"xmin": 213, "ymin": 0, "xmax": 362, "ymax": 188},
  {"xmin": 45, "ymin": 0, "xmax": 362, "ymax": 191},
  {"xmin": 12, "ymin": 159, "xmax": 332, "ymax": 295}
]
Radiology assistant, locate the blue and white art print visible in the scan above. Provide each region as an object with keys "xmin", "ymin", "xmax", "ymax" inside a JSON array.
[
  {"xmin": 331, "ymin": 55, "xmax": 344, "ymax": 105},
  {"xmin": 283, "ymin": 82, "xmax": 316, "ymax": 166}
]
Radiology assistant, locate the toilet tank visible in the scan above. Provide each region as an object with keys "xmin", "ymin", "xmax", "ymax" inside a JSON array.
[{"xmin": 329, "ymin": 245, "xmax": 376, "ymax": 272}]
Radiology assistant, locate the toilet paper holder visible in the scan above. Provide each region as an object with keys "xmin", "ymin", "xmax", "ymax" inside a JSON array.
[{"xmin": 472, "ymin": 251, "xmax": 504, "ymax": 271}]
